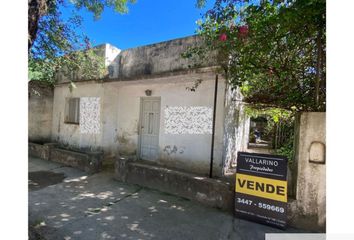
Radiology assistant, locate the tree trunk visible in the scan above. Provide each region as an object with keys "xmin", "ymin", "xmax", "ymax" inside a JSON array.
[{"xmin": 28, "ymin": 0, "xmax": 48, "ymax": 51}]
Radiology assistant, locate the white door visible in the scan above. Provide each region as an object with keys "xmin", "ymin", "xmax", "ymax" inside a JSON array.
[{"xmin": 139, "ymin": 97, "xmax": 160, "ymax": 161}]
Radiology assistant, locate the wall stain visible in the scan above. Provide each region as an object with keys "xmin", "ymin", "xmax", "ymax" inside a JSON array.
[
  {"xmin": 58, "ymin": 112, "xmax": 61, "ymax": 133},
  {"xmin": 117, "ymin": 131, "xmax": 136, "ymax": 155},
  {"xmin": 114, "ymin": 129, "xmax": 119, "ymax": 143},
  {"xmin": 163, "ymin": 145, "xmax": 185, "ymax": 156}
]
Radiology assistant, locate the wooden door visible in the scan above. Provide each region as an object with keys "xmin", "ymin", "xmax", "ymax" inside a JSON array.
[{"xmin": 139, "ymin": 97, "xmax": 160, "ymax": 161}]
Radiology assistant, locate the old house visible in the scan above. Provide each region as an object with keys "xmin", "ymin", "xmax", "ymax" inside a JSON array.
[
  {"xmin": 29, "ymin": 35, "xmax": 326, "ymax": 231},
  {"xmin": 45, "ymin": 36, "xmax": 249, "ymax": 177}
]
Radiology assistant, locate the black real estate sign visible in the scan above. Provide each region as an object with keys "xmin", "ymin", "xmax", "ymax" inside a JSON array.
[{"xmin": 235, "ymin": 152, "xmax": 288, "ymax": 228}]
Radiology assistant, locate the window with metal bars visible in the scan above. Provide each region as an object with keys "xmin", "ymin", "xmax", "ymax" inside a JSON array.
[{"xmin": 64, "ymin": 98, "xmax": 80, "ymax": 124}]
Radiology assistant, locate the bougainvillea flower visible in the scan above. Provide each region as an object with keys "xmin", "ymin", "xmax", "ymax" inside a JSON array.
[
  {"xmin": 238, "ymin": 25, "xmax": 249, "ymax": 38},
  {"xmin": 219, "ymin": 33, "xmax": 227, "ymax": 41}
]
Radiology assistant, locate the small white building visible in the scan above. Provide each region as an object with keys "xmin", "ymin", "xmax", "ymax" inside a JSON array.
[{"xmin": 32, "ymin": 36, "xmax": 251, "ymax": 177}]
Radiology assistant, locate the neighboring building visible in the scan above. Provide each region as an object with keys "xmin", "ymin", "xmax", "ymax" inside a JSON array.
[{"xmin": 28, "ymin": 81, "xmax": 54, "ymax": 143}]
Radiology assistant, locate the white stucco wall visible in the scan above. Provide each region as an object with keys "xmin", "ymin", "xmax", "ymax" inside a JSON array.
[
  {"xmin": 51, "ymin": 83, "xmax": 105, "ymax": 151},
  {"xmin": 115, "ymin": 74, "xmax": 225, "ymax": 175},
  {"xmin": 52, "ymin": 71, "xmax": 226, "ymax": 176}
]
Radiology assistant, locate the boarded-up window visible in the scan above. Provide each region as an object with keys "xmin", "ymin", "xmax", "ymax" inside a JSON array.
[
  {"xmin": 79, "ymin": 97, "xmax": 100, "ymax": 134},
  {"xmin": 164, "ymin": 106, "xmax": 213, "ymax": 134},
  {"xmin": 65, "ymin": 98, "xmax": 80, "ymax": 124}
]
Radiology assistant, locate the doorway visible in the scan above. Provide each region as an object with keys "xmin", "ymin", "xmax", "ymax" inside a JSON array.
[{"xmin": 139, "ymin": 97, "xmax": 161, "ymax": 161}]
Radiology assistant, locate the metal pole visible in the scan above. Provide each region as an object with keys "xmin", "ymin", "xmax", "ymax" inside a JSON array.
[{"xmin": 209, "ymin": 74, "xmax": 218, "ymax": 178}]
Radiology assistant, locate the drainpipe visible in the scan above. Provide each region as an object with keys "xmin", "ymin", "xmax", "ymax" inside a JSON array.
[{"xmin": 209, "ymin": 74, "xmax": 218, "ymax": 178}]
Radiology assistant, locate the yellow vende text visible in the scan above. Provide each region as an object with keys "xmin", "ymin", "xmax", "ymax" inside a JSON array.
[{"xmin": 235, "ymin": 173, "xmax": 287, "ymax": 202}]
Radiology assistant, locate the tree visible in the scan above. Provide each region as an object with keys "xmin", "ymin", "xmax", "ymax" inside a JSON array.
[
  {"xmin": 191, "ymin": 0, "xmax": 326, "ymax": 112},
  {"xmin": 28, "ymin": 0, "xmax": 135, "ymax": 83},
  {"xmin": 28, "ymin": 0, "xmax": 135, "ymax": 50}
]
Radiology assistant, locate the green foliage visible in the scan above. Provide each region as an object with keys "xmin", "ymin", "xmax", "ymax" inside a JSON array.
[
  {"xmin": 275, "ymin": 133, "xmax": 295, "ymax": 165},
  {"xmin": 29, "ymin": 0, "xmax": 134, "ymax": 84},
  {"xmin": 60, "ymin": 48, "xmax": 107, "ymax": 79},
  {"xmin": 245, "ymin": 105, "xmax": 295, "ymax": 161},
  {"xmin": 29, "ymin": 58, "xmax": 59, "ymax": 84},
  {"xmin": 196, "ymin": 0, "xmax": 207, "ymax": 8},
  {"xmin": 244, "ymin": 106, "xmax": 293, "ymax": 124},
  {"xmin": 70, "ymin": 0, "xmax": 136, "ymax": 19},
  {"xmin": 29, "ymin": 46, "xmax": 107, "ymax": 84},
  {"xmin": 187, "ymin": 0, "xmax": 326, "ymax": 112}
]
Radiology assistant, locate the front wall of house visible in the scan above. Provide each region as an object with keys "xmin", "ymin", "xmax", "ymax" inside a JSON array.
[
  {"xmin": 52, "ymin": 72, "xmax": 225, "ymax": 176},
  {"xmin": 114, "ymin": 74, "xmax": 225, "ymax": 175},
  {"xmin": 51, "ymin": 83, "xmax": 106, "ymax": 151}
]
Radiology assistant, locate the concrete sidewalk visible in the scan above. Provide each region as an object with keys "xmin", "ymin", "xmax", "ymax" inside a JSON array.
[{"xmin": 29, "ymin": 157, "xmax": 303, "ymax": 240}]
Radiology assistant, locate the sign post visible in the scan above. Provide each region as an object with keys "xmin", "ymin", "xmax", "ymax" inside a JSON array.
[{"xmin": 235, "ymin": 152, "xmax": 288, "ymax": 228}]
